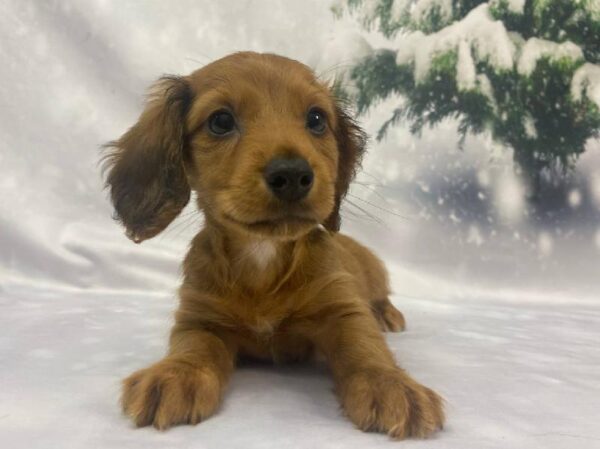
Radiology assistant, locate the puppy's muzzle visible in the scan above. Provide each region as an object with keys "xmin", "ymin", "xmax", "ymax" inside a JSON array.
[{"xmin": 264, "ymin": 157, "xmax": 314, "ymax": 202}]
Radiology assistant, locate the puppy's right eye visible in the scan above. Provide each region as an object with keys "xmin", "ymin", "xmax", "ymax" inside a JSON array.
[{"xmin": 208, "ymin": 111, "xmax": 236, "ymax": 135}]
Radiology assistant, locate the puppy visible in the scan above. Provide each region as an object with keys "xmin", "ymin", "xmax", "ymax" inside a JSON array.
[{"xmin": 104, "ymin": 52, "xmax": 444, "ymax": 439}]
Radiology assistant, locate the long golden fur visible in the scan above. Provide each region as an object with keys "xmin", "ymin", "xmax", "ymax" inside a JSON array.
[{"xmin": 104, "ymin": 52, "xmax": 444, "ymax": 439}]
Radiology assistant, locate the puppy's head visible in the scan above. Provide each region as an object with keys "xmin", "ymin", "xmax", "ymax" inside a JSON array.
[{"xmin": 104, "ymin": 52, "xmax": 365, "ymax": 242}]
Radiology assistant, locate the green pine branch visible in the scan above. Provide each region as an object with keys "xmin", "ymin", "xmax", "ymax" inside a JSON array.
[{"xmin": 339, "ymin": 0, "xmax": 600, "ymax": 194}]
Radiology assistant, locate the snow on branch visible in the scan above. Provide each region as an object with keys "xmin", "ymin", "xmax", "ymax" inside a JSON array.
[
  {"xmin": 410, "ymin": 0, "xmax": 453, "ymax": 23},
  {"xmin": 394, "ymin": 3, "xmax": 591, "ymax": 92},
  {"xmin": 503, "ymin": 0, "xmax": 525, "ymax": 14},
  {"xmin": 390, "ymin": 0, "xmax": 453, "ymax": 23},
  {"xmin": 395, "ymin": 5, "xmax": 516, "ymax": 83},
  {"xmin": 517, "ymin": 38, "xmax": 584, "ymax": 75},
  {"xmin": 571, "ymin": 63, "xmax": 600, "ymax": 108}
]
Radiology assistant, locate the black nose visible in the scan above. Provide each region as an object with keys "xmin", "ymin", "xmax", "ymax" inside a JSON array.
[{"xmin": 264, "ymin": 157, "xmax": 314, "ymax": 202}]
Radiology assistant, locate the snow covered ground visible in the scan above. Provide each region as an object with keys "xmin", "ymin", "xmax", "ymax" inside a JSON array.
[
  {"xmin": 2, "ymin": 286, "xmax": 599, "ymax": 449},
  {"xmin": 1, "ymin": 1, "xmax": 599, "ymax": 448}
]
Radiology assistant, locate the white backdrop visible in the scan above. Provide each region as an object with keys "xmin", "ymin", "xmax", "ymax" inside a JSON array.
[{"xmin": 1, "ymin": 1, "xmax": 599, "ymax": 448}]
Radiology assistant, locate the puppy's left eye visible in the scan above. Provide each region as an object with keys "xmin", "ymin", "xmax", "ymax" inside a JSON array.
[
  {"xmin": 208, "ymin": 111, "xmax": 236, "ymax": 136},
  {"xmin": 306, "ymin": 108, "xmax": 327, "ymax": 135}
]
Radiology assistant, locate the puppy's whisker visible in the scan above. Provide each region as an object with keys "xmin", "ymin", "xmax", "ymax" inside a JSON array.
[
  {"xmin": 184, "ymin": 54, "xmax": 212, "ymax": 65},
  {"xmin": 178, "ymin": 207, "xmax": 196, "ymax": 215},
  {"xmin": 344, "ymin": 199, "xmax": 386, "ymax": 226},
  {"xmin": 340, "ymin": 209, "xmax": 367, "ymax": 221},
  {"xmin": 359, "ymin": 170, "xmax": 385, "ymax": 184},
  {"xmin": 341, "ymin": 204, "xmax": 380, "ymax": 221},
  {"xmin": 160, "ymin": 213, "xmax": 202, "ymax": 241},
  {"xmin": 347, "ymin": 193, "xmax": 408, "ymax": 220},
  {"xmin": 352, "ymin": 181, "xmax": 388, "ymax": 202},
  {"xmin": 353, "ymin": 180, "xmax": 387, "ymax": 189},
  {"xmin": 316, "ymin": 60, "xmax": 358, "ymax": 80},
  {"xmin": 160, "ymin": 206, "xmax": 204, "ymax": 236},
  {"xmin": 177, "ymin": 208, "xmax": 203, "ymax": 218}
]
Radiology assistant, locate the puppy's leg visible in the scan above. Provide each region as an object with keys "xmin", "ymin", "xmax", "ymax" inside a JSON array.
[
  {"xmin": 335, "ymin": 235, "xmax": 405, "ymax": 332},
  {"xmin": 312, "ymin": 302, "xmax": 443, "ymax": 439},
  {"xmin": 121, "ymin": 328, "xmax": 235, "ymax": 430},
  {"xmin": 371, "ymin": 298, "xmax": 406, "ymax": 332}
]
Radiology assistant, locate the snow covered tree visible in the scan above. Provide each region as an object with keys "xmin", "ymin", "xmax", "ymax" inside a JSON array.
[{"xmin": 336, "ymin": 0, "xmax": 600, "ymax": 196}]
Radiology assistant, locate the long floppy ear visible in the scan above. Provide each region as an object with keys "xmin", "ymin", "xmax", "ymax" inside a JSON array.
[
  {"xmin": 102, "ymin": 76, "xmax": 193, "ymax": 243},
  {"xmin": 323, "ymin": 104, "xmax": 367, "ymax": 232}
]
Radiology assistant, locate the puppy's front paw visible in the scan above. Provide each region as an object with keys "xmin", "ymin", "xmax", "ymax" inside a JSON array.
[
  {"xmin": 340, "ymin": 369, "xmax": 444, "ymax": 439},
  {"xmin": 121, "ymin": 359, "xmax": 223, "ymax": 430}
]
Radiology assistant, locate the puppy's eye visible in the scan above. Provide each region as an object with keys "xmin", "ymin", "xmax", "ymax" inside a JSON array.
[
  {"xmin": 208, "ymin": 111, "xmax": 236, "ymax": 135},
  {"xmin": 306, "ymin": 108, "xmax": 327, "ymax": 135}
]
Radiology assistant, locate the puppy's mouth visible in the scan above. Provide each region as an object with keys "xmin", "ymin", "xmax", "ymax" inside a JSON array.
[{"xmin": 223, "ymin": 213, "xmax": 319, "ymax": 236}]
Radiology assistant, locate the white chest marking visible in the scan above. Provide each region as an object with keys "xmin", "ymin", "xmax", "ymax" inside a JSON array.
[{"xmin": 248, "ymin": 240, "xmax": 277, "ymax": 270}]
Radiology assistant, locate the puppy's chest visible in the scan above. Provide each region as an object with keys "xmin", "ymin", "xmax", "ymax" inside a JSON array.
[
  {"xmin": 230, "ymin": 296, "xmax": 290, "ymax": 338},
  {"xmin": 223, "ymin": 290, "xmax": 306, "ymax": 359},
  {"xmin": 223, "ymin": 242, "xmax": 314, "ymax": 359},
  {"xmin": 244, "ymin": 312, "xmax": 281, "ymax": 337},
  {"xmin": 229, "ymin": 244, "xmax": 296, "ymax": 336},
  {"xmin": 234, "ymin": 309, "xmax": 312, "ymax": 363},
  {"xmin": 245, "ymin": 240, "xmax": 278, "ymax": 270}
]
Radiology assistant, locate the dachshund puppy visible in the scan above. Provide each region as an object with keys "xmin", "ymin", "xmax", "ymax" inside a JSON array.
[{"xmin": 104, "ymin": 52, "xmax": 444, "ymax": 439}]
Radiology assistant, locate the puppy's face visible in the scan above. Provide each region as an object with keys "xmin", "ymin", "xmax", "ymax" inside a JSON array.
[
  {"xmin": 104, "ymin": 52, "xmax": 365, "ymax": 243},
  {"xmin": 187, "ymin": 54, "xmax": 340, "ymax": 239}
]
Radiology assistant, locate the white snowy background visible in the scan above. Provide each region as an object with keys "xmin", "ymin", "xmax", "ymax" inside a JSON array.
[{"xmin": 1, "ymin": 1, "xmax": 599, "ymax": 448}]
